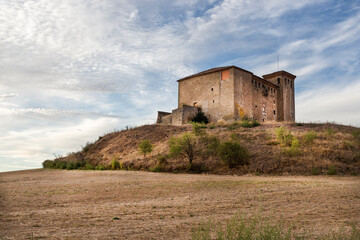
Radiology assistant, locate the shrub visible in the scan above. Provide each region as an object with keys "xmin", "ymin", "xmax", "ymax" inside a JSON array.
[
  {"xmin": 192, "ymin": 122, "xmax": 207, "ymax": 136},
  {"xmin": 227, "ymin": 121, "xmax": 240, "ymax": 130},
  {"xmin": 202, "ymin": 135, "xmax": 221, "ymax": 156},
  {"xmin": 138, "ymin": 140, "xmax": 153, "ymax": 157},
  {"xmin": 111, "ymin": 158, "xmax": 120, "ymax": 170},
  {"xmin": 352, "ymin": 129, "xmax": 360, "ymax": 141},
  {"xmin": 85, "ymin": 163, "xmax": 95, "ymax": 170},
  {"xmin": 169, "ymin": 133, "xmax": 196, "ymax": 164},
  {"xmin": 303, "ymin": 131, "xmax": 317, "ymax": 145},
  {"xmin": 156, "ymin": 154, "xmax": 167, "ymax": 165},
  {"xmin": 276, "ymin": 126, "xmax": 293, "ymax": 146},
  {"xmin": 325, "ymin": 128, "xmax": 335, "ymax": 140},
  {"xmin": 342, "ymin": 141, "xmax": 355, "ymax": 150},
  {"xmin": 97, "ymin": 165, "xmax": 105, "ymax": 170},
  {"xmin": 288, "ymin": 138, "xmax": 300, "ymax": 156},
  {"xmin": 230, "ymin": 133, "xmax": 240, "ymax": 142},
  {"xmin": 42, "ymin": 160, "xmax": 55, "ymax": 169},
  {"xmin": 149, "ymin": 165, "xmax": 164, "ymax": 172},
  {"xmin": 82, "ymin": 141, "xmax": 93, "ymax": 152},
  {"xmin": 327, "ymin": 166, "xmax": 337, "ymax": 175},
  {"xmin": 191, "ymin": 111, "xmax": 208, "ymax": 124},
  {"xmin": 311, "ymin": 168, "xmax": 320, "ymax": 175},
  {"xmin": 241, "ymin": 119, "xmax": 252, "ymax": 128},
  {"xmin": 252, "ymin": 119, "xmax": 260, "ymax": 127},
  {"xmin": 218, "ymin": 141, "xmax": 249, "ymax": 168},
  {"xmin": 66, "ymin": 162, "xmax": 76, "ymax": 170},
  {"xmin": 55, "ymin": 161, "xmax": 67, "ymax": 169}
]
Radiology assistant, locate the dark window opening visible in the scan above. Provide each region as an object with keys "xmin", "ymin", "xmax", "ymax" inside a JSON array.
[
  {"xmin": 291, "ymin": 81, "xmax": 293, "ymax": 88},
  {"xmin": 273, "ymin": 110, "xmax": 276, "ymax": 115},
  {"xmin": 211, "ymin": 88, "xmax": 213, "ymax": 91},
  {"xmin": 255, "ymin": 105, "xmax": 257, "ymax": 108},
  {"xmin": 258, "ymin": 83, "xmax": 260, "ymax": 88},
  {"xmin": 251, "ymin": 80, "xmax": 253, "ymax": 84},
  {"xmin": 277, "ymin": 78, "xmax": 280, "ymax": 85},
  {"xmin": 213, "ymin": 100, "xmax": 214, "ymax": 103},
  {"xmin": 273, "ymin": 100, "xmax": 275, "ymax": 104},
  {"xmin": 263, "ymin": 119, "xmax": 265, "ymax": 122}
]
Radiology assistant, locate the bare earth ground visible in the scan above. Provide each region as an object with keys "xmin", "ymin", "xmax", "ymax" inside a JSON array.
[{"xmin": 0, "ymin": 170, "xmax": 359, "ymax": 239}]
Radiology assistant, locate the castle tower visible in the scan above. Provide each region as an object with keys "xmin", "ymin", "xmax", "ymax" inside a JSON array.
[{"xmin": 262, "ymin": 71, "xmax": 296, "ymax": 122}]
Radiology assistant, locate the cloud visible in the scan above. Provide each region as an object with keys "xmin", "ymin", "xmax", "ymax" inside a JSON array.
[{"xmin": 296, "ymin": 79, "xmax": 360, "ymax": 126}]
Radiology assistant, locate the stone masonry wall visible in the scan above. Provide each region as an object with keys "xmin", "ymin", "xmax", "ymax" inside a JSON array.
[{"xmin": 178, "ymin": 69, "xmax": 234, "ymax": 122}]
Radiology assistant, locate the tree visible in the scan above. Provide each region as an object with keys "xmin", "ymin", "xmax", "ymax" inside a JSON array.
[
  {"xmin": 191, "ymin": 110, "xmax": 208, "ymax": 124},
  {"xmin": 169, "ymin": 133, "xmax": 196, "ymax": 164},
  {"xmin": 138, "ymin": 140, "xmax": 153, "ymax": 157}
]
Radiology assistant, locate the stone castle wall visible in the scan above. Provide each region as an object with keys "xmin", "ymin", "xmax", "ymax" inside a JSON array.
[{"xmin": 157, "ymin": 66, "xmax": 295, "ymax": 124}]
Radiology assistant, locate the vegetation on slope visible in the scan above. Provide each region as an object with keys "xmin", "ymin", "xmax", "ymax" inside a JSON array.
[{"xmin": 43, "ymin": 121, "xmax": 360, "ymax": 175}]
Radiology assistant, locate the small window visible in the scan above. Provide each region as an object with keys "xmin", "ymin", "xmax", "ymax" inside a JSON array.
[
  {"xmin": 211, "ymin": 88, "xmax": 213, "ymax": 91},
  {"xmin": 291, "ymin": 81, "xmax": 293, "ymax": 88},
  {"xmin": 277, "ymin": 78, "xmax": 280, "ymax": 85},
  {"xmin": 255, "ymin": 105, "xmax": 257, "ymax": 108},
  {"xmin": 213, "ymin": 100, "xmax": 214, "ymax": 103},
  {"xmin": 273, "ymin": 100, "xmax": 275, "ymax": 104},
  {"xmin": 258, "ymin": 83, "xmax": 260, "ymax": 88},
  {"xmin": 273, "ymin": 110, "xmax": 276, "ymax": 115},
  {"xmin": 251, "ymin": 80, "xmax": 253, "ymax": 84}
]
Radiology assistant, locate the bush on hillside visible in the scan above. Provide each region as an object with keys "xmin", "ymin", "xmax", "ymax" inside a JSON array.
[
  {"xmin": 218, "ymin": 141, "xmax": 249, "ymax": 168},
  {"xmin": 303, "ymin": 131, "xmax": 317, "ymax": 145},
  {"xmin": 192, "ymin": 122, "xmax": 207, "ymax": 136},
  {"xmin": 276, "ymin": 126, "xmax": 293, "ymax": 146}
]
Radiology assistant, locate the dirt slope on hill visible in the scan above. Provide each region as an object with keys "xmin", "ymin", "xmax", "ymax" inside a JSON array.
[{"xmin": 58, "ymin": 122, "xmax": 360, "ymax": 175}]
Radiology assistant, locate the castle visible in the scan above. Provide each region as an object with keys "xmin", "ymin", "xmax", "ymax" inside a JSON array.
[{"xmin": 157, "ymin": 65, "xmax": 296, "ymax": 125}]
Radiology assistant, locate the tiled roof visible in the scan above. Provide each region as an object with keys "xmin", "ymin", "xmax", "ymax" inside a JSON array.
[{"xmin": 177, "ymin": 66, "xmax": 233, "ymax": 82}]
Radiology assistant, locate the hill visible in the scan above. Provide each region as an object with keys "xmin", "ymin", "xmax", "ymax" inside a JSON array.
[{"xmin": 50, "ymin": 122, "xmax": 360, "ymax": 175}]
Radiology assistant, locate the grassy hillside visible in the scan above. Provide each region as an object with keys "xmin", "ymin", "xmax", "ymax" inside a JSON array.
[{"xmin": 45, "ymin": 122, "xmax": 360, "ymax": 175}]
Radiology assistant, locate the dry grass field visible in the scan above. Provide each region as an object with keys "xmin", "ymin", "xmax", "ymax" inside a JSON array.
[{"xmin": 0, "ymin": 169, "xmax": 359, "ymax": 239}]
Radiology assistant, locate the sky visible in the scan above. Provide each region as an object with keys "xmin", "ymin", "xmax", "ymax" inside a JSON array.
[{"xmin": 1, "ymin": 0, "xmax": 360, "ymax": 172}]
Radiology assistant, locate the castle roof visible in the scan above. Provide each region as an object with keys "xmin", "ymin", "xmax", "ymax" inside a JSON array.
[
  {"xmin": 262, "ymin": 70, "xmax": 296, "ymax": 79},
  {"xmin": 177, "ymin": 65, "xmax": 252, "ymax": 82}
]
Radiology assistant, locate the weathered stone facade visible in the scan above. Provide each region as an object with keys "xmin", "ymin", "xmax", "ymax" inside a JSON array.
[
  {"xmin": 157, "ymin": 66, "xmax": 296, "ymax": 124},
  {"xmin": 157, "ymin": 106, "xmax": 199, "ymax": 125}
]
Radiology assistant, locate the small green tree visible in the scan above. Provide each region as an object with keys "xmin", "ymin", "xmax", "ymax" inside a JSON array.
[
  {"xmin": 218, "ymin": 141, "xmax": 249, "ymax": 168},
  {"xmin": 169, "ymin": 133, "xmax": 196, "ymax": 164},
  {"xmin": 139, "ymin": 140, "xmax": 153, "ymax": 157},
  {"xmin": 276, "ymin": 126, "xmax": 293, "ymax": 146},
  {"xmin": 111, "ymin": 158, "xmax": 120, "ymax": 170}
]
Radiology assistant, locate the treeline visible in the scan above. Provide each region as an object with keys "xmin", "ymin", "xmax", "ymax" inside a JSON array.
[{"xmin": 42, "ymin": 160, "xmax": 107, "ymax": 170}]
